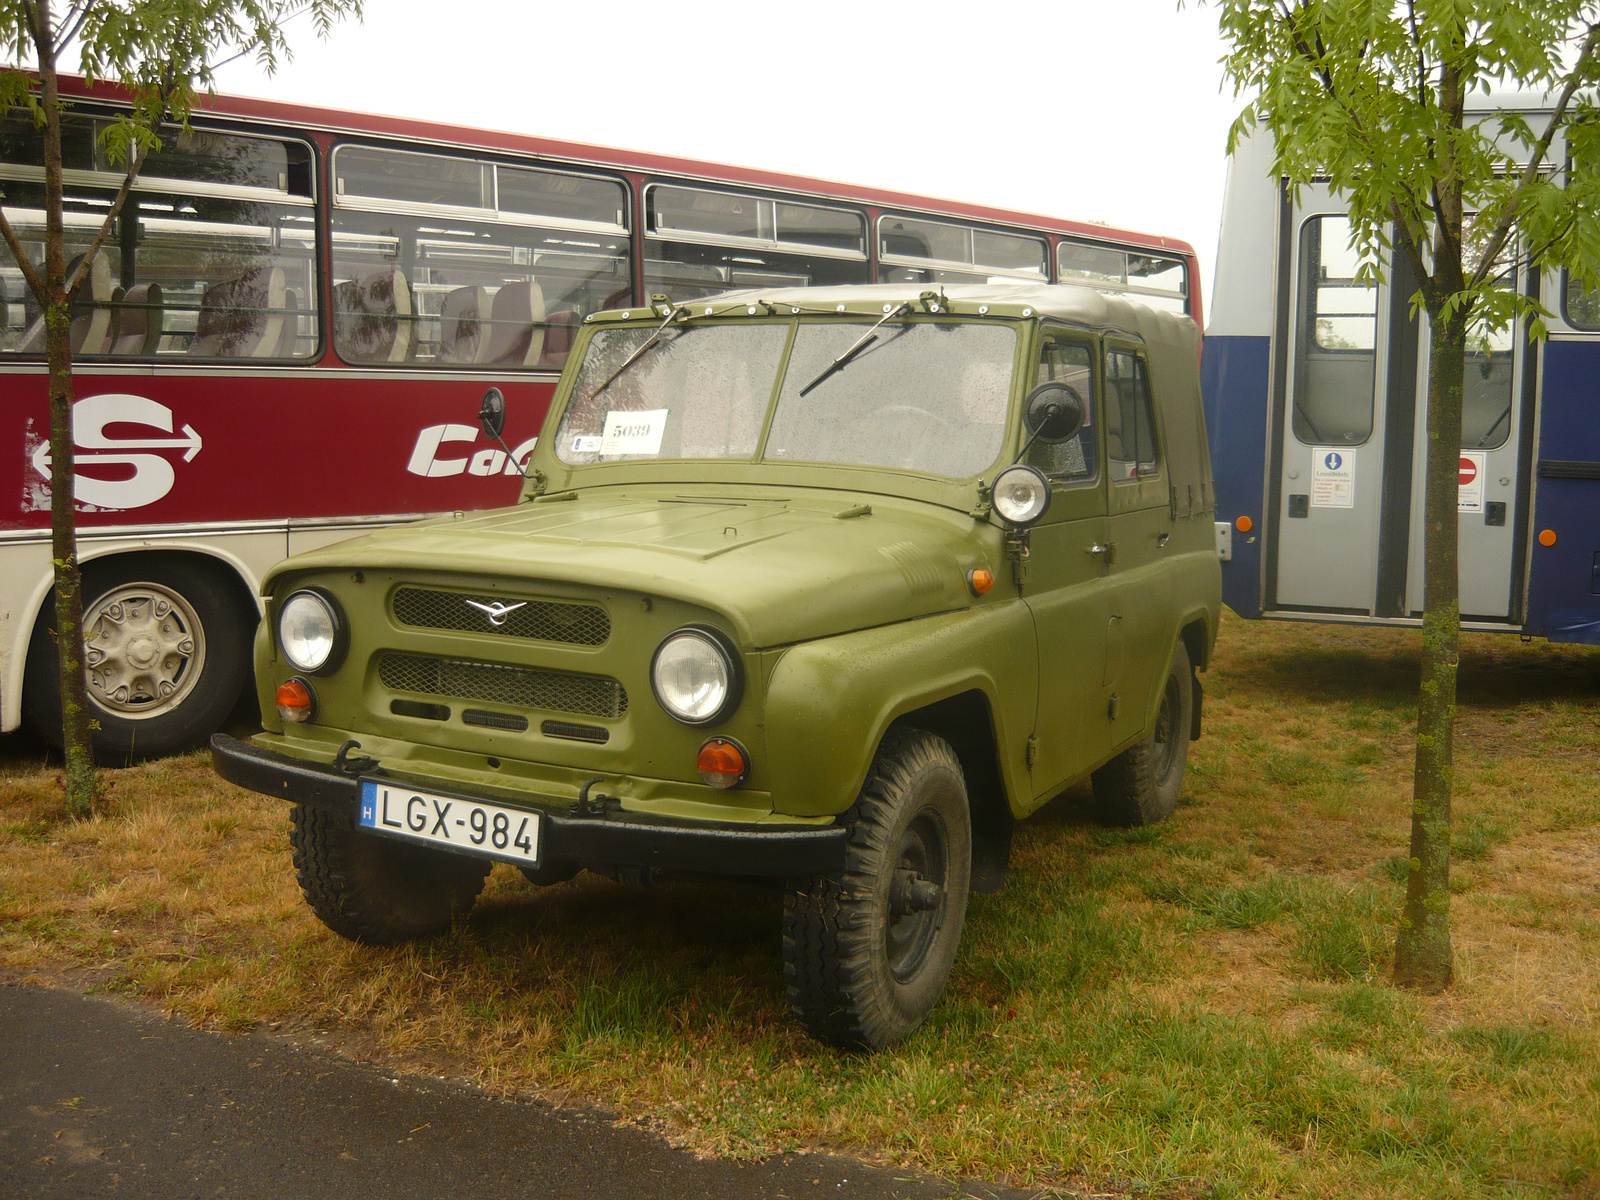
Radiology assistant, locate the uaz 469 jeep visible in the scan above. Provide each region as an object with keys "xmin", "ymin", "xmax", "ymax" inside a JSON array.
[{"xmin": 213, "ymin": 284, "xmax": 1221, "ymax": 1049}]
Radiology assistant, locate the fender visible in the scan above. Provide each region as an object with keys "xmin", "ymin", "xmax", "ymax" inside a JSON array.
[{"xmin": 762, "ymin": 603, "xmax": 1037, "ymax": 818}]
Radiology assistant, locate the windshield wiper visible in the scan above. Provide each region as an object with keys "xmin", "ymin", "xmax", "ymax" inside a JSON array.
[
  {"xmin": 591, "ymin": 303, "xmax": 690, "ymax": 399},
  {"xmin": 798, "ymin": 301, "xmax": 913, "ymax": 397}
]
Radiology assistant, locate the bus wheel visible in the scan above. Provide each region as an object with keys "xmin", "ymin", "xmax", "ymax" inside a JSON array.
[
  {"xmin": 22, "ymin": 556, "xmax": 254, "ymax": 763},
  {"xmin": 781, "ymin": 729, "xmax": 972, "ymax": 1050},
  {"xmin": 1092, "ymin": 639, "xmax": 1194, "ymax": 827}
]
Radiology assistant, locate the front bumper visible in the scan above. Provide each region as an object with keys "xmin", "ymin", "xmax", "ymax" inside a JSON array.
[{"xmin": 211, "ymin": 734, "xmax": 847, "ymax": 878}]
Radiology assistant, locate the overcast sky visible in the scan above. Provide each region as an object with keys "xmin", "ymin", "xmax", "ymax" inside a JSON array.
[{"xmin": 212, "ymin": 0, "xmax": 1243, "ymax": 313}]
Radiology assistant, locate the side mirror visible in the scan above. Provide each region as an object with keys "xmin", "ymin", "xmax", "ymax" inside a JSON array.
[
  {"xmin": 478, "ymin": 387, "xmax": 507, "ymax": 441},
  {"xmin": 1024, "ymin": 382, "xmax": 1085, "ymax": 444}
]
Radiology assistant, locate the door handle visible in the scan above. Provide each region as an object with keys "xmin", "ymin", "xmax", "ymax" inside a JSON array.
[
  {"xmin": 1087, "ymin": 542, "xmax": 1117, "ymax": 565},
  {"xmin": 1157, "ymin": 531, "xmax": 1171, "ymax": 548}
]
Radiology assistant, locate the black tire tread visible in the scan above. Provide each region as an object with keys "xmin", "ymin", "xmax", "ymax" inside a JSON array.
[
  {"xmin": 782, "ymin": 728, "xmax": 970, "ymax": 1049},
  {"xmin": 290, "ymin": 804, "xmax": 489, "ymax": 945}
]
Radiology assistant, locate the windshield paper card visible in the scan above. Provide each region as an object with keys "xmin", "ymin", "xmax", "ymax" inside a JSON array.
[
  {"xmin": 1311, "ymin": 447, "xmax": 1355, "ymax": 508},
  {"xmin": 1458, "ymin": 451, "xmax": 1486, "ymax": 512},
  {"xmin": 601, "ymin": 409, "xmax": 668, "ymax": 456}
]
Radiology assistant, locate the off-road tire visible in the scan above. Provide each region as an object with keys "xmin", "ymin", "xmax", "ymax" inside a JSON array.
[
  {"xmin": 782, "ymin": 728, "xmax": 972, "ymax": 1050},
  {"xmin": 289, "ymin": 804, "xmax": 490, "ymax": 945},
  {"xmin": 1092, "ymin": 638, "xmax": 1194, "ymax": 826},
  {"xmin": 22, "ymin": 555, "xmax": 253, "ymax": 764}
]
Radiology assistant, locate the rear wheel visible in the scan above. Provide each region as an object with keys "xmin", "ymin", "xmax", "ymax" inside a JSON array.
[
  {"xmin": 290, "ymin": 804, "xmax": 490, "ymax": 945},
  {"xmin": 22, "ymin": 556, "xmax": 253, "ymax": 763},
  {"xmin": 782, "ymin": 728, "xmax": 971, "ymax": 1050},
  {"xmin": 1092, "ymin": 638, "xmax": 1193, "ymax": 826}
]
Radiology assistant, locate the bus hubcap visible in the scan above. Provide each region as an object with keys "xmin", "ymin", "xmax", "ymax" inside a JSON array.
[{"xmin": 83, "ymin": 584, "xmax": 206, "ymax": 719}]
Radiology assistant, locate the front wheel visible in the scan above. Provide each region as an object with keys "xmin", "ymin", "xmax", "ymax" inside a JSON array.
[
  {"xmin": 1092, "ymin": 637, "xmax": 1194, "ymax": 826},
  {"xmin": 290, "ymin": 804, "xmax": 490, "ymax": 945},
  {"xmin": 22, "ymin": 555, "xmax": 253, "ymax": 763},
  {"xmin": 782, "ymin": 728, "xmax": 971, "ymax": 1050}
]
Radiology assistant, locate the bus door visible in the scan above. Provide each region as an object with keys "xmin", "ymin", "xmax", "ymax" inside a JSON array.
[
  {"xmin": 1401, "ymin": 270, "xmax": 1528, "ymax": 621},
  {"xmin": 1271, "ymin": 201, "xmax": 1400, "ymax": 613}
]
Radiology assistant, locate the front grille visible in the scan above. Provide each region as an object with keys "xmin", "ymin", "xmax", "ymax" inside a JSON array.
[
  {"xmin": 541, "ymin": 719, "xmax": 610, "ymax": 744},
  {"xmin": 462, "ymin": 709, "xmax": 530, "ymax": 732},
  {"xmin": 380, "ymin": 653, "xmax": 628, "ymax": 719},
  {"xmin": 393, "ymin": 587, "xmax": 609, "ymax": 646}
]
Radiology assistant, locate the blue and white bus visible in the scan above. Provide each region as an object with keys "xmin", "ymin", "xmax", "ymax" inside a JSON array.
[{"xmin": 1203, "ymin": 96, "xmax": 1600, "ymax": 645}]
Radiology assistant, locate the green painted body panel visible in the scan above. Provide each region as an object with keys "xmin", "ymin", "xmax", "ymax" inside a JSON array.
[{"xmin": 247, "ymin": 283, "xmax": 1222, "ymax": 842}]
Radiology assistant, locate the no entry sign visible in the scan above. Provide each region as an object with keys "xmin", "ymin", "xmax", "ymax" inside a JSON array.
[{"xmin": 1459, "ymin": 451, "xmax": 1486, "ymax": 512}]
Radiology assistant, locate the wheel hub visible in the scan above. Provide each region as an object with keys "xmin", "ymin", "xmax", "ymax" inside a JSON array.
[
  {"xmin": 84, "ymin": 584, "xmax": 206, "ymax": 719},
  {"xmin": 884, "ymin": 811, "xmax": 949, "ymax": 983}
]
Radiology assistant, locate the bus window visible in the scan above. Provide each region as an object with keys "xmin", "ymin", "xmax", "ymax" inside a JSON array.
[
  {"xmin": 1463, "ymin": 318, "xmax": 1515, "ymax": 450},
  {"xmin": 330, "ymin": 145, "xmax": 631, "ymax": 369},
  {"xmin": 878, "ymin": 214, "xmax": 1047, "ymax": 285},
  {"xmin": 1105, "ymin": 348, "xmax": 1160, "ymax": 479},
  {"xmin": 643, "ymin": 184, "xmax": 869, "ymax": 302},
  {"xmin": 1292, "ymin": 214, "xmax": 1377, "ymax": 446},
  {"xmin": 0, "ymin": 112, "xmax": 318, "ymax": 359},
  {"xmin": 1029, "ymin": 339, "xmax": 1098, "ymax": 484},
  {"xmin": 1058, "ymin": 239, "xmax": 1189, "ymax": 313}
]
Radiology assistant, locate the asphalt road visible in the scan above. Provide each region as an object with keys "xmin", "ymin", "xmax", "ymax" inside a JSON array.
[{"xmin": 1, "ymin": 984, "xmax": 1036, "ymax": 1200}]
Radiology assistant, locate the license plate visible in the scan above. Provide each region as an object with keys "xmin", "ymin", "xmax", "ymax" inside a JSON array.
[{"xmin": 358, "ymin": 779, "xmax": 540, "ymax": 866}]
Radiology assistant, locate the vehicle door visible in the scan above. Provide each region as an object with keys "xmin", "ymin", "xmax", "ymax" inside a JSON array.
[
  {"xmin": 1102, "ymin": 341, "xmax": 1174, "ymax": 746},
  {"xmin": 1020, "ymin": 331, "xmax": 1115, "ymax": 799},
  {"xmin": 1269, "ymin": 195, "xmax": 1530, "ymax": 621}
]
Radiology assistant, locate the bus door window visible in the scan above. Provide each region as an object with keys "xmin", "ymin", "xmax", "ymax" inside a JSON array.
[
  {"xmin": 1292, "ymin": 214, "xmax": 1378, "ymax": 446},
  {"xmin": 0, "ymin": 111, "xmax": 319, "ymax": 360},
  {"xmin": 1057, "ymin": 239, "xmax": 1190, "ymax": 315},
  {"xmin": 1463, "ymin": 254, "xmax": 1517, "ymax": 451},
  {"xmin": 877, "ymin": 214, "xmax": 1047, "ymax": 285},
  {"xmin": 642, "ymin": 185, "xmax": 869, "ymax": 302},
  {"xmin": 330, "ymin": 145, "xmax": 631, "ymax": 370}
]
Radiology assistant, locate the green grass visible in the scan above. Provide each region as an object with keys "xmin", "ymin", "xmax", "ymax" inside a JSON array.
[{"xmin": 4, "ymin": 615, "xmax": 1600, "ymax": 1199}]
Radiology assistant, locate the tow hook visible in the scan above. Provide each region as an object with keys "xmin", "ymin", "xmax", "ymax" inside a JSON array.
[
  {"xmin": 570, "ymin": 775, "xmax": 619, "ymax": 818},
  {"xmin": 332, "ymin": 739, "xmax": 379, "ymax": 777}
]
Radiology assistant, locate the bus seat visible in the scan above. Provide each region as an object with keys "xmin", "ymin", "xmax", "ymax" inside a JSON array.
[
  {"xmin": 68, "ymin": 253, "xmax": 115, "ymax": 356},
  {"xmin": 109, "ymin": 283, "xmax": 164, "ymax": 355},
  {"xmin": 333, "ymin": 267, "xmax": 412, "ymax": 363},
  {"xmin": 190, "ymin": 265, "xmax": 287, "ymax": 357},
  {"xmin": 438, "ymin": 285, "xmax": 490, "ymax": 363},
  {"xmin": 537, "ymin": 309, "xmax": 579, "ymax": 370},
  {"xmin": 273, "ymin": 289, "xmax": 301, "ymax": 357},
  {"xmin": 482, "ymin": 280, "xmax": 545, "ymax": 367}
]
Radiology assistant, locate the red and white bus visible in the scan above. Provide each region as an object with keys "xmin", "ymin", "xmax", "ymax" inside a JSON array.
[{"xmin": 1, "ymin": 78, "xmax": 1201, "ymax": 759}]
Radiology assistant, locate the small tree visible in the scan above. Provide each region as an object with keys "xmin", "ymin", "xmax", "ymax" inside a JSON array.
[
  {"xmin": 0, "ymin": 0, "xmax": 359, "ymax": 817},
  {"xmin": 1207, "ymin": 0, "xmax": 1600, "ymax": 990}
]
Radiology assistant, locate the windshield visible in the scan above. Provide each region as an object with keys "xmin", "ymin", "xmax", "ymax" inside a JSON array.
[{"xmin": 554, "ymin": 318, "xmax": 1017, "ymax": 479}]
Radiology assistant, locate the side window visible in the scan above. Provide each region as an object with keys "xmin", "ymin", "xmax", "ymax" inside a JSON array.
[
  {"xmin": 1105, "ymin": 349, "xmax": 1160, "ymax": 479},
  {"xmin": 330, "ymin": 145, "xmax": 631, "ymax": 369},
  {"xmin": 1, "ymin": 112, "xmax": 318, "ymax": 360},
  {"xmin": 877, "ymin": 214, "xmax": 1047, "ymax": 284},
  {"xmin": 643, "ymin": 185, "xmax": 870, "ymax": 302},
  {"xmin": 1292, "ymin": 214, "xmax": 1377, "ymax": 445},
  {"xmin": 1029, "ymin": 338, "xmax": 1098, "ymax": 483}
]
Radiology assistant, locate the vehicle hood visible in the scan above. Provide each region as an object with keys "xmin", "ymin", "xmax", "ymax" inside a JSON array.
[{"xmin": 269, "ymin": 488, "xmax": 994, "ymax": 648}]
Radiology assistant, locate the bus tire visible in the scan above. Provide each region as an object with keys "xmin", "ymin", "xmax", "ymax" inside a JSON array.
[
  {"xmin": 21, "ymin": 555, "xmax": 255, "ymax": 764},
  {"xmin": 290, "ymin": 803, "xmax": 490, "ymax": 945},
  {"xmin": 781, "ymin": 728, "xmax": 971, "ymax": 1050},
  {"xmin": 1092, "ymin": 638, "xmax": 1193, "ymax": 826}
]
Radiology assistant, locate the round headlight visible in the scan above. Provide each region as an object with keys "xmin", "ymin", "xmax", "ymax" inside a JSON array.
[
  {"xmin": 651, "ymin": 627, "xmax": 741, "ymax": 726},
  {"xmin": 991, "ymin": 464, "xmax": 1053, "ymax": 526},
  {"xmin": 278, "ymin": 589, "xmax": 344, "ymax": 675}
]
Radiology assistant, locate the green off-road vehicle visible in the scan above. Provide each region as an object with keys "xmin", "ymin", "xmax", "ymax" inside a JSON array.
[{"xmin": 213, "ymin": 283, "xmax": 1221, "ymax": 1049}]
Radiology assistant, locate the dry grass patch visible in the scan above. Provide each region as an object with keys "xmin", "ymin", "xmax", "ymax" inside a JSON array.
[{"xmin": 3, "ymin": 615, "xmax": 1599, "ymax": 1199}]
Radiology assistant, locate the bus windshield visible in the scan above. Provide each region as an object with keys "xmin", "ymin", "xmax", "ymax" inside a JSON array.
[{"xmin": 554, "ymin": 319, "xmax": 1017, "ymax": 478}]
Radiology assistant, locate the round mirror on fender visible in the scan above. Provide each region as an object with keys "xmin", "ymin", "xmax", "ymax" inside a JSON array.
[
  {"xmin": 478, "ymin": 387, "xmax": 507, "ymax": 441},
  {"xmin": 991, "ymin": 464, "xmax": 1053, "ymax": 527},
  {"xmin": 1024, "ymin": 382, "xmax": 1085, "ymax": 444}
]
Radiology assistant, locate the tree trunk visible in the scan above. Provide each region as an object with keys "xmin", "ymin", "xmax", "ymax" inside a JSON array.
[
  {"xmin": 1393, "ymin": 305, "xmax": 1465, "ymax": 991},
  {"xmin": 37, "ymin": 10, "xmax": 100, "ymax": 816}
]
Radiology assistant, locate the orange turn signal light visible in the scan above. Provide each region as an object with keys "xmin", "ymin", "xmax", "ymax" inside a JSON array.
[
  {"xmin": 968, "ymin": 568, "xmax": 995, "ymax": 596},
  {"xmin": 697, "ymin": 737, "xmax": 749, "ymax": 789},
  {"xmin": 276, "ymin": 677, "xmax": 314, "ymax": 723},
  {"xmin": 1235, "ymin": 515, "xmax": 1254, "ymax": 533},
  {"xmin": 1539, "ymin": 528, "xmax": 1558, "ymax": 547}
]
